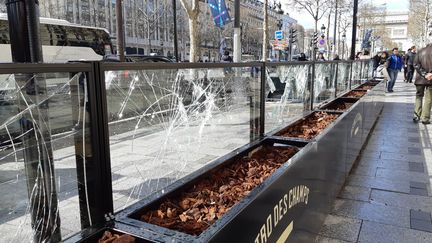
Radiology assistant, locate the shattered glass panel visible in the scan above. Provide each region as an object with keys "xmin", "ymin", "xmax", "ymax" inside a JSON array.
[
  {"xmin": 314, "ymin": 63, "xmax": 336, "ymax": 106},
  {"xmin": 264, "ymin": 64, "xmax": 310, "ymax": 134},
  {"xmin": 337, "ymin": 62, "xmax": 351, "ymax": 95},
  {"xmin": 105, "ymin": 66, "xmax": 261, "ymax": 211},
  {"xmin": 351, "ymin": 62, "xmax": 362, "ymax": 86},
  {"xmin": 363, "ymin": 60, "xmax": 373, "ymax": 80},
  {"xmin": 0, "ymin": 71, "xmax": 93, "ymax": 241}
]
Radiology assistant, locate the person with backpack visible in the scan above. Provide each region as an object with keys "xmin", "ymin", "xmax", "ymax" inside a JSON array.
[
  {"xmin": 413, "ymin": 44, "xmax": 432, "ymax": 124},
  {"xmin": 386, "ymin": 48, "xmax": 404, "ymax": 92}
]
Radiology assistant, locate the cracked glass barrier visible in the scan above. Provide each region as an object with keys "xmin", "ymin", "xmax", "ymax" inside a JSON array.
[
  {"xmin": 351, "ymin": 61, "xmax": 362, "ymax": 87},
  {"xmin": 337, "ymin": 62, "xmax": 351, "ymax": 96},
  {"xmin": 0, "ymin": 71, "xmax": 94, "ymax": 241},
  {"xmin": 314, "ymin": 62, "xmax": 336, "ymax": 107},
  {"xmin": 264, "ymin": 63, "xmax": 311, "ymax": 134},
  {"xmin": 103, "ymin": 65, "xmax": 261, "ymax": 212}
]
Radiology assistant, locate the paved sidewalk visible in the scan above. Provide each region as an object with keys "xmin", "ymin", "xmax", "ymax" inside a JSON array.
[{"xmin": 317, "ymin": 80, "xmax": 432, "ymax": 242}]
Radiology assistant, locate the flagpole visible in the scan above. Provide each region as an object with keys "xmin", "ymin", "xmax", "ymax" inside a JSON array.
[{"xmin": 233, "ymin": 0, "xmax": 241, "ymax": 62}]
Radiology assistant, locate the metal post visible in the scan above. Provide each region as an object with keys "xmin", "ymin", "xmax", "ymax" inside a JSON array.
[
  {"xmin": 349, "ymin": 62, "xmax": 353, "ymax": 90},
  {"xmin": 310, "ymin": 58, "xmax": 316, "ymax": 110},
  {"xmin": 6, "ymin": 0, "xmax": 61, "ymax": 241},
  {"xmin": 260, "ymin": 63, "xmax": 266, "ymax": 137},
  {"xmin": 85, "ymin": 62, "xmax": 114, "ymax": 223},
  {"xmin": 333, "ymin": 0, "xmax": 338, "ymax": 57},
  {"xmin": 173, "ymin": 0, "xmax": 179, "ymax": 62},
  {"xmin": 350, "ymin": 0, "xmax": 358, "ymax": 60},
  {"xmin": 334, "ymin": 62, "xmax": 339, "ymax": 98},
  {"xmin": 233, "ymin": 0, "xmax": 241, "ymax": 62},
  {"xmin": 116, "ymin": 0, "xmax": 125, "ymax": 61}
]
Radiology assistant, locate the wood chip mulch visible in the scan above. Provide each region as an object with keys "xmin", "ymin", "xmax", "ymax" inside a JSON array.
[
  {"xmin": 98, "ymin": 231, "xmax": 135, "ymax": 243},
  {"xmin": 139, "ymin": 145, "xmax": 298, "ymax": 235},
  {"xmin": 344, "ymin": 91, "xmax": 366, "ymax": 98},
  {"xmin": 278, "ymin": 112, "xmax": 340, "ymax": 140}
]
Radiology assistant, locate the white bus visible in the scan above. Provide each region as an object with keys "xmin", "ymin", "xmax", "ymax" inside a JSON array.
[{"xmin": 0, "ymin": 13, "xmax": 113, "ymax": 63}]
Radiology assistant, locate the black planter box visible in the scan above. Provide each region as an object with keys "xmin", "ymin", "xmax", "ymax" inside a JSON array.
[{"xmin": 112, "ymin": 138, "xmax": 322, "ymax": 243}]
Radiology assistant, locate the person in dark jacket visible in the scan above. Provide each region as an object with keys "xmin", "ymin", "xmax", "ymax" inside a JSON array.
[
  {"xmin": 386, "ymin": 48, "xmax": 404, "ymax": 92},
  {"xmin": 403, "ymin": 48, "xmax": 411, "ymax": 82},
  {"xmin": 413, "ymin": 44, "xmax": 432, "ymax": 124},
  {"xmin": 298, "ymin": 53, "xmax": 308, "ymax": 61},
  {"xmin": 406, "ymin": 46, "xmax": 417, "ymax": 83},
  {"xmin": 372, "ymin": 52, "xmax": 381, "ymax": 76},
  {"xmin": 221, "ymin": 51, "xmax": 233, "ymax": 63}
]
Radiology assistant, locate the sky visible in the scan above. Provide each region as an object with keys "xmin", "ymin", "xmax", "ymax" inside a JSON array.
[{"xmin": 284, "ymin": 0, "xmax": 410, "ymax": 30}]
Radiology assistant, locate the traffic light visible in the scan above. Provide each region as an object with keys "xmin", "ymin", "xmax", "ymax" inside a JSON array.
[{"xmin": 289, "ymin": 29, "xmax": 298, "ymax": 43}]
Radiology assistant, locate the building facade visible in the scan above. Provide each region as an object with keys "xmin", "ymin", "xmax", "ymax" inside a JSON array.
[
  {"xmin": 357, "ymin": 10, "xmax": 410, "ymax": 53},
  {"xmin": 0, "ymin": 0, "xmax": 299, "ymax": 61}
]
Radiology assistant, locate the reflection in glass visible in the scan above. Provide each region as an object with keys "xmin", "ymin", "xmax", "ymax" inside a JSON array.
[{"xmin": 104, "ymin": 67, "xmax": 260, "ymax": 211}]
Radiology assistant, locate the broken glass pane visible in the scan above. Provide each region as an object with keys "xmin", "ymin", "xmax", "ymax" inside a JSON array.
[
  {"xmin": 264, "ymin": 64, "xmax": 310, "ymax": 134},
  {"xmin": 0, "ymin": 71, "xmax": 93, "ymax": 242},
  {"xmin": 336, "ymin": 62, "xmax": 351, "ymax": 96},
  {"xmin": 104, "ymin": 66, "xmax": 261, "ymax": 211},
  {"xmin": 314, "ymin": 63, "xmax": 336, "ymax": 107}
]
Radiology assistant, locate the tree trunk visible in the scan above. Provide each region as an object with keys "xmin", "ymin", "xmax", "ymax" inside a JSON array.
[
  {"xmin": 424, "ymin": 5, "xmax": 430, "ymax": 46},
  {"xmin": 327, "ymin": 10, "xmax": 331, "ymax": 58},
  {"xmin": 189, "ymin": 16, "xmax": 199, "ymax": 62},
  {"xmin": 262, "ymin": 0, "xmax": 268, "ymax": 61}
]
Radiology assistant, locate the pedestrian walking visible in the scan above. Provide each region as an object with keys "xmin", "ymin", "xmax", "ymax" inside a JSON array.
[
  {"xmin": 413, "ymin": 44, "xmax": 432, "ymax": 124},
  {"xmin": 406, "ymin": 46, "xmax": 417, "ymax": 83},
  {"xmin": 372, "ymin": 52, "xmax": 381, "ymax": 77},
  {"xmin": 386, "ymin": 48, "xmax": 404, "ymax": 92},
  {"xmin": 333, "ymin": 54, "xmax": 341, "ymax": 61},
  {"xmin": 376, "ymin": 52, "xmax": 389, "ymax": 81}
]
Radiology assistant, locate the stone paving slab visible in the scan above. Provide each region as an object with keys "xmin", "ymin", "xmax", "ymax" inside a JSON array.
[
  {"xmin": 331, "ymin": 199, "xmax": 410, "ymax": 228},
  {"xmin": 319, "ymin": 81, "xmax": 432, "ymax": 242},
  {"xmin": 338, "ymin": 186, "xmax": 371, "ymax": 202},
  {"xmin": 370, "ymin": 189, "xmax": 432, "ymax": 212},
  {"xmin": 318, "ymin": 214, "xmax": 362, "ymax": 242},
  {"xmin": 358, "ymin": 220, "xmax": 432, "ymax": 243}
]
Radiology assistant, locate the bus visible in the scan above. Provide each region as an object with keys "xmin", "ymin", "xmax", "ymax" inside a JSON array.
[{"xmin": 0, "ymin": 13, "xmax": 113, "ymax": 63}]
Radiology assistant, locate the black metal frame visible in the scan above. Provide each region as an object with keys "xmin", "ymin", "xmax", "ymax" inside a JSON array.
[{"xmin": 85, "ymin": 62, "xmax": 114, "ymax": 223}]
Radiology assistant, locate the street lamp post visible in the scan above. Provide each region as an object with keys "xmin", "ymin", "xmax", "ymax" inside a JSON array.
[{"xmin": 333, "ymin": 0, "xmax": 338, "ymax": 57}]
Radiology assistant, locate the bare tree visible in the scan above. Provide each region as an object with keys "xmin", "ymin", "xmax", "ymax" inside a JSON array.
[
  {"xmin": 179, "ymin": 0, "xmax": 200, "ymax": 62},
  {"xmin": 285, "ymin": 0, "xmax": 330, "ymax": 32},
  {"xmin": 263, "ymin": 0, "xmax": 268, "ymax": 61},
  {"xmin": 408, "ymin": 0, "xmax": 432, "ymax": 47}
]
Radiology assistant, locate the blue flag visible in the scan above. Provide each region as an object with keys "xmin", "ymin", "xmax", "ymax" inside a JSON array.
[{"xmin": 208, "ymin": 0, "xmax": 231, "ymax": 28}]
